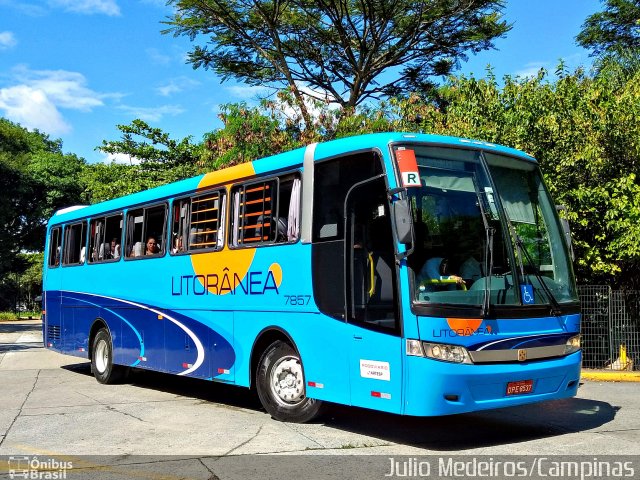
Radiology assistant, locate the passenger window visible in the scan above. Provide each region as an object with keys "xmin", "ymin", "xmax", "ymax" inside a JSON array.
[
  {"xmin": 125, "ymin": 204, "xmax": 167, "ymax": 258},
  {"xmin": 48, "ymin": 227, "xmax": 61, "ymax": 268},
  {"xmin": 230, "ymin": 180, "xmax": 277, "ymax": 246},
  {"xmin": 229, "ymin": 175, "xmax": 300, "ymax": 247},
  {"xmin": 189, "ymin": 190, "xmax": 225, "ymax": 252},
  {"xmin": 62, "ymin": 222, "xmax": 87, "ymax": 266},
  {"xmin": 171, "ymin": 198, "xmax": 190, "ymax": 254},
  {"xmin": 89, "ymin": 214, "xmax": 122, "ymax": 263}
]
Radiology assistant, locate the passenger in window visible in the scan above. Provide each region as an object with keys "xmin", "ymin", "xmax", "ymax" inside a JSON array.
[
  {"xmin": 130, "ymin": 242, "xmax": 143, "ymax": 257},
  {"xmin": 172, "ymin": 235, "xmax": 184, "ymax": 254},
  {"xmin": 145, "ymin": 237, "xmax": 160, "ymax": 255},
  {"xmin": 110, "ymin": 238, "xmax": 121, "ymax": 259}
]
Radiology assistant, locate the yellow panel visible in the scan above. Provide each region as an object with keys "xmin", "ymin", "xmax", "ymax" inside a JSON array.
[
  {"xmin": 190, "ymin": 248, "xmax": 256, "ymax": 296},
  {"xmin": 198, "ymin": 163, "xmax": 256, "ymax": 189}
]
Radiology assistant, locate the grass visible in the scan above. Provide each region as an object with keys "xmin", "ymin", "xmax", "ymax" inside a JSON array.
[{"xmin": 0, "ymin": 311, "xmax": 41, "ymax": 321}]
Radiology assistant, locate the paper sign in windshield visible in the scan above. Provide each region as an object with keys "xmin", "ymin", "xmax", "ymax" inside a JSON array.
[{"xmin": 396, "ymin": 148, "xmax": 421, "ymax": 187}]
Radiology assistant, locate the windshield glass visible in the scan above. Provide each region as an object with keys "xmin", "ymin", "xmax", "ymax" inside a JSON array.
[
  {"xmin": 486, "ymin": 153, "xmax": 578, "ymax": 304},
  {"xmin": 395, "ymin": 145, "xmax": 578, "ymax": 308}
]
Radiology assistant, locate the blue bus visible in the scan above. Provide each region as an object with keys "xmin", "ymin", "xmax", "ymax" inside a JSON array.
[{"xmin": 42, "ymin": 132, "xmax": 581, "ymax": 422}]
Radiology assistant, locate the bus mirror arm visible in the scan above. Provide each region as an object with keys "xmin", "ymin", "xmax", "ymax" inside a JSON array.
[{"xmin": 387, "ymin": 187, "xmax": 406, "ymax": 197}]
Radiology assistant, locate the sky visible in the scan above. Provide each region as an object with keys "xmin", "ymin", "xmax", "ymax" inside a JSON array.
[{"xmin": 0, "ymin": 0, "xmax": 603, "ymax": 165}]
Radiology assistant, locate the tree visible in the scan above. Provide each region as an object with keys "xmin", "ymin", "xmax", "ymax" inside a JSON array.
[
  {"xmin": 389, "ymin": 62, "xmax": 640, "ymax": 288},
  {"xmin": 0, "ymin": 118, "xmax": 85, "ymax": 287},
  {"xmin": 164, "ymin": 0, "xmax": 510, "ymax": 127},
  {"xmin": 81, "ymin": 163, "xmax": 164, "ymax": 204},
  {"xmin": 24, "ymin": 152, "xmax": 86, "ymax": 251},
  {"xmin": 99, "ymin": 119, "xmax": 202, "ymax": 172},
  {"xmin": 576, "ymin": 0, "xmax": 640, "ymax": 57},
  {"xmin": 0, "ymin": 161, "xmax": 38, "ymax": 278},
  {"xmin": 97, "ymin": 119, "xmax": 206, "ymax": 196}
]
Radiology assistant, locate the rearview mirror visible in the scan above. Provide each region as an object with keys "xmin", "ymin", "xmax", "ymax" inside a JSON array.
[{"xmin": 393, "ymin": 199, "xmax": 413, "ymax": 245}]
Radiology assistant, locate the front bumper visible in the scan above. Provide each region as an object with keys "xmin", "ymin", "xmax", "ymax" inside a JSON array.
[{"xmin": 403, "ymin": 351, "xmax": 581, "ymax": 416}]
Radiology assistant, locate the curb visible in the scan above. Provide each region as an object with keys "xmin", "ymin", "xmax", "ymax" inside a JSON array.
[{"xmin": 581, "ymin": 370, "xmax": 640, "ymax": 382}]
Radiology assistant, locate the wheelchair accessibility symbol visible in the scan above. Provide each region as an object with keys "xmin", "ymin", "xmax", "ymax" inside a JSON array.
[{"xmin": 521, "ymin": 284, "xmax": 535, "ymax": 305}]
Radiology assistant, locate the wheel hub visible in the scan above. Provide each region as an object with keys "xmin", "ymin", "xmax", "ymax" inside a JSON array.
[
  {"xmin": 271, "ymin": 357, "xmax": 304, "ymax": 405},
  {"xmin": 95, "ymin": 339, "xmax": 108, "ymax": 374}
]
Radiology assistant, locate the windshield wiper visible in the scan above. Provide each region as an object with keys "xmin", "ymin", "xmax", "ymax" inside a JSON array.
[
  {"xmin": 482, "ymin": 226, "xmax": 495, "ymax": 317},
  {"xmin": 475, "ymin": 192, "xmax": 495, "ymax": 318}
]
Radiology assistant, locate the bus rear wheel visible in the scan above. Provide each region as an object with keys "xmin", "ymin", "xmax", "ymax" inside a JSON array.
[
  {"xmin": 91, "ymin": 328, "xmax": 127, "ymax": 384},
  {"xmin": 256, "ymin": 341, "xmax": 322, "ymax": 423}
]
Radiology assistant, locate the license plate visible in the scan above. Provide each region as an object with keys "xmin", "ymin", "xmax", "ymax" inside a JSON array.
[{"xmin": 506, "ymin": 379, "xmax": 534, "ymax": 396}]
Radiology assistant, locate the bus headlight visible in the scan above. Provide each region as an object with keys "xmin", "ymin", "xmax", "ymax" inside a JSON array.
[
  {"xmin": 406, "ymin": 339, "xmax": 425, "ymax": 357},
  {"xmin": 565, "ymin": 334, "xmax": 581, "ymax": 354},
  {"xmin": 422, "ymin": 342, "xmax": 472, "ymax": 364}
]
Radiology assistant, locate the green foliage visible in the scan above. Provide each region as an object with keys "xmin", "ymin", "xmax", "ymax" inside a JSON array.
[
  {"xmin": 3, "ymin": 55, "xmax": 640, "ymax": 292},
  {"xmin": 80, "ymin": 163, "xmax": 154, "ymax": 204},
  {"xmin": 388, "ymin": 63, "xmax": 640, "ymax": 287},
  {"xmin": 576, "ymin": 0, "xmax": 640, "ymax": 57},
  {"xmin": 0, "ymin": 312, "xmax": 19, "ymax": 321},
  {"xmin": 99, "ymin": 119, "xmax": 202, "ymax": 176},
  {"xmin": 164, "ymin": 0, "xmax": 510, "ymax": 122},
  {"xmin": 94, "ymin": 119, "xmax": 207, "ymax": 200},
  {"xmin": 0, "ymin": 118, "xmax": 62, "ymax": 161},
  {"xmin": 0, "ymin": 161, "xmax": 38, "ymax": 275},
  {"xmin": 0, "ymin": 119, "xmax": 85, "ymax": 309},
  {"xmin": 24, "ymin": 152, "xmax": 86, "ymax": 251},
  {"xmin": 1, "ymin": 119, "xmax": 85, "ymax": 257},
  {"xmin": 0, "ymin": 253, "xmax": 43, "ymax": 313},
  {"xmin": 203, "ymin": 102, "xmax": 297, "ymax": 168}
]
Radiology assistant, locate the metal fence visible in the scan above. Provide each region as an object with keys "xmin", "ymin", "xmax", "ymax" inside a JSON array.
[{"xmin": 579, "ymin": 285, "xmax": 640, "ymax": 371}]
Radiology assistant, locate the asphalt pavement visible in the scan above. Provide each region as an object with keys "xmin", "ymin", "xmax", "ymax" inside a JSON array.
[{"xmin": 0, "ymin": 319, "xmax": 639, "ymax": 479}]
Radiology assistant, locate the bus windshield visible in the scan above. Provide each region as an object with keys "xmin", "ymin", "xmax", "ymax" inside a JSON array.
[{"xmin": 398, "ymin": 145, "xmax": 578, "ymax": 310}]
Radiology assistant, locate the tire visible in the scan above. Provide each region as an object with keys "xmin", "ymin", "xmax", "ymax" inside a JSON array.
[
  {"xmin": 256, "ymin": 341, "xmax": 323, "ymax": 423},
  {"xmin": 91, "ymin": 328, "xmax": 127, "ymax": 384}
]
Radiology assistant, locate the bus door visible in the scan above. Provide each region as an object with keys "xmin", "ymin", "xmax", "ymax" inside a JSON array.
[{"xmin": 345, "ymin": 177, "xmax": 403, "ymax": 413}]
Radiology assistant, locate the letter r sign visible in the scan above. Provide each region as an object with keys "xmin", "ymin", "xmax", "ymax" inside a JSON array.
[{"xmin": 396, "ymin": 148, "xmax": 421, "ymax": 187}]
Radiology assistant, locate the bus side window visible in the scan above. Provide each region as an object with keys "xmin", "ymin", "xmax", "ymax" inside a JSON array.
[
  {"xmin": 105, "ymin": 214, "xmax": 123, "ymax": 260},
  {"xmin": 172, "ymin": 198, "xmax": 190, "ymax": 254},
  {"xmin": 230, "ymin": 174, "xmax": 299, "ymax": 247},
  {"xmin": 48, "ymin": 226, "xmax": 61, "ymax": 267},
  {"xmin": 189, "ymin": 190, "xmax": 225, "ymax": 252},
  {"xmin": 125, "ymin": 204, "xmax": 167, "ymax": 258},
  {"xmin": 277, "ymin": 176, "xmax": 301, "ymax": 242},
  {"xmin": 144, "ymin": 205, "xmax": 167, "ymax": 256},
  {"xmin": 62, "ymin": 222, "xmax": 87, "ymax": 266},
  {"xmin": 231, "ymin": 180, "xmax": 277, "ymax": 246},
  {"xmin": 90, "ymin": 214, "xmax": 123, "ymax": 262},
  {"xmin": 89, "ymin": 217, "xmax": 106, "ymax": 263}
]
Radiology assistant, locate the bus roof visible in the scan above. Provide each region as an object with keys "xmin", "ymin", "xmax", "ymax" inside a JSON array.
[{"xmin": 49, "ymin": 132, "xmax": 535, "ymax": 226}]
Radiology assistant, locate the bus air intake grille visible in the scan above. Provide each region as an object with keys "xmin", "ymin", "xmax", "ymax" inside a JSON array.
[{"xmin": 47, "ymin": 325, "xmax": 61, "ymax": 341}]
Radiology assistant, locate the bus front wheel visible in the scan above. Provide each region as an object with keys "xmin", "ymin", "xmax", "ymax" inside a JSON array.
[
  {"xmin": 91, "ymin": 328, "xmax": 127, "ymax": 384},
  {"xmin": 256, "ymin": 341, "xmax": 322, "ymax": 423}
]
